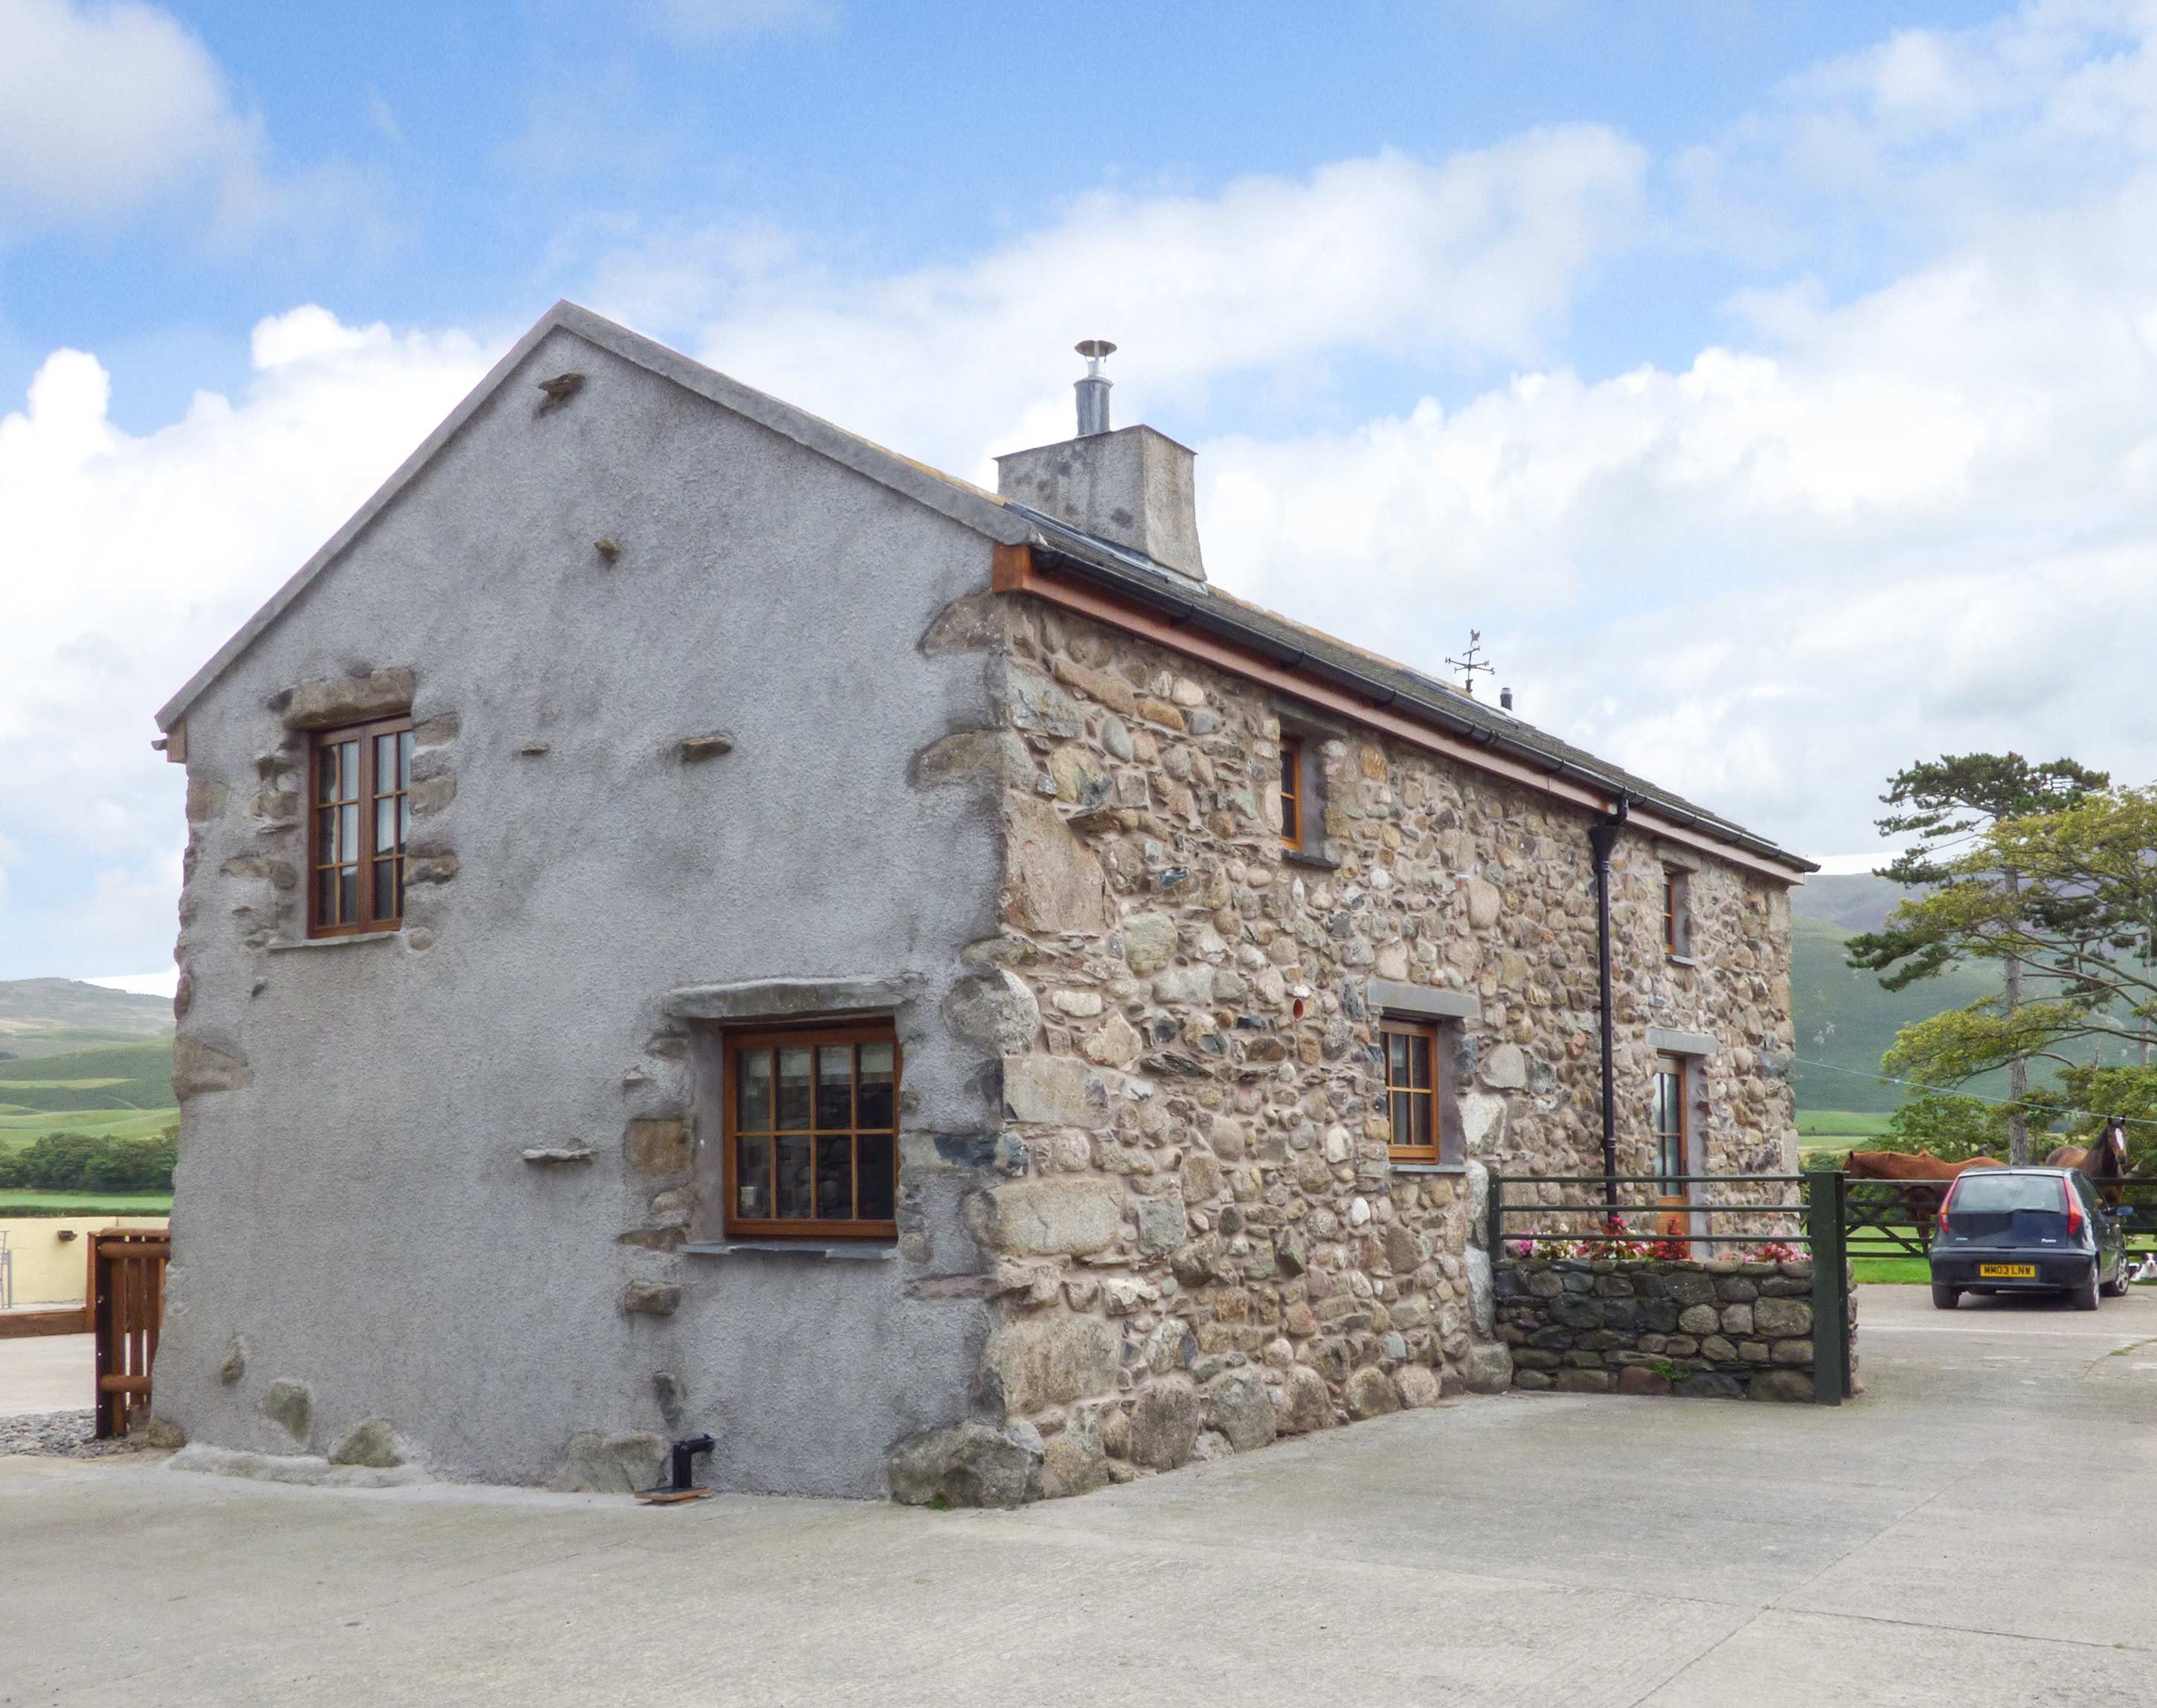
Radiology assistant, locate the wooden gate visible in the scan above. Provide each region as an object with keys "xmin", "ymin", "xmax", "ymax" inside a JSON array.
[{"xmin": 91, "ymin": 1230, "xmax": 169, "ymax": 1439}]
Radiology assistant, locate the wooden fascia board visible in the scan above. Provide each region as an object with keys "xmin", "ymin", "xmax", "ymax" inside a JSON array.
[{"xmin": 992, "ymin": 543, "xmax": 1806, "ymax": 884}]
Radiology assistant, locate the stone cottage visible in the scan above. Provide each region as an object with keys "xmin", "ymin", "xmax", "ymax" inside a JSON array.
[{"xmin": 151, "ymin": 302, "xmax": 1812, "ymax": 1501}]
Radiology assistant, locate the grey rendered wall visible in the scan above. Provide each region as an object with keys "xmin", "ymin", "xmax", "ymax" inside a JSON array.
[{"xmin": 158, "ymin": 327, "xmax": 1011, "ymax": 1497}]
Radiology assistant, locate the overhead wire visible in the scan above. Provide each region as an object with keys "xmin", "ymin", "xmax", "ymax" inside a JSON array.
[{"xmin": 1789, "ymin": 1053, "xmax": 2157, "ymax": 1131}]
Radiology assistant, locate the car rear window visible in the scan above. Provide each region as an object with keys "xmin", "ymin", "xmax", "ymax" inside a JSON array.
[{"xmin": 1951, "ymin": 1174, "xmax": 2065, "ymax": 1213}]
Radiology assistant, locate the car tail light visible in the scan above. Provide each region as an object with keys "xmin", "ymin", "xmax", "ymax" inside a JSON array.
[
  {"xmin": 1938, "ymin": 1178, "xmax": 1959, "ymax": 1238},
  {"xmin": 2063, "ymin": 1179, "xmax": 2083, "ymax": 1238}
]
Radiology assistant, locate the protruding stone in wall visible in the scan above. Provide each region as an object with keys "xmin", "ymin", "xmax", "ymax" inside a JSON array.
[
  {"xmin": 624, "ymin": 1118, "xmax": 692, "ymax": 1176},
  {"xmin": 282, "ymin": 669, "xmax": 415, "ymax": 731},
  {"xmin": 1037, "ymin": 1411, "xmax": 1110, "ymax": 1498},
  {"xmin": 913, "ymin": 728, "xmax": 1034, "ymax": 791},
  {"xmin": 1000, "ymin": 1055, "xmax": 1116, "ymax": 1127},
  {"xmin": 259, "ymin": 1380, "xmax": 312, "ymax": 1442},
  {"xmin": 983, "ymin": 1315, "xmax": 1120, "ymax": 1413},
  {"xmin": 173, "ymin": 1036, "xmax": 251, "ymax": 1099},
  {"xmin": 330, "ymin": 1419, "xmax": 405, "ymax": 1468},
  {"xmin": 677, "ymin": 731, "xmax": 736, "ymax": 762},
  {"xmin": 218, "ymin": 1337, "xmax": 247, "ymax": 1384},
  {"xmin": 553, "ymin": 1431, "xmax": 667, "ymax": 1494},
  {"xmin": 1344, "ymin": 1365, "xmax": 1401, "ymax": 1419},
  {"xmin": 621, "ymin": 1281, "xmax": 681, "ymax": 1317},
  {"xmin": 1006, "ymin": 797, "xmax": 1113, "ymax": 934},
  {"xmin": 971, "ymin": 1178, "xmax": 1122, "ymax": 1258},
  {"xmin": 942, "ymin": 969, "xmax": 1041, "ymax": 1056},
  {"xmin": 1128, "ymin": 1375, "xmax": 1202, "ymax": 1469},
  {"xmin": 1204, "ymin": 1370, "xmax": 1276, "ymax": 1452},
  {"xmin": 887, "ymin": 1422, "xmax": 1039, "ymax": 1509}
]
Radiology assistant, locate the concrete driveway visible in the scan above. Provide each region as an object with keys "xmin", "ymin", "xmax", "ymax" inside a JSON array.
[{"xmin": 2, "ymin": 1284, "xmax": 2153, "ymax": 1707}]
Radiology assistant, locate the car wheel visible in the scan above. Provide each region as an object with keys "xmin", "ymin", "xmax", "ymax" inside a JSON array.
[
  {"xmin": 2071, "ymin": 1268, "xmax": 2100, "ymax": 1311},
  {"xmin": 2104, "ymin": 1253, "xmax": 2131, "ymax": 1298},
  {"xmin": 1931, "ymin": 1282, "xmax": 1961, "ymax": 1310}
]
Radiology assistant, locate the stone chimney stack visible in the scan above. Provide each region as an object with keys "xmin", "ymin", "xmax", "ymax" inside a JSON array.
[{"xmin": 995, "ymin": 341, "xmax": 1206, "ymax": 582}]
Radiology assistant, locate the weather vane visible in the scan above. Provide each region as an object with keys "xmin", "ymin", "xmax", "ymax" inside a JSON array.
[{"xmin": 1446, "ymin": 630, "xmax": 1494, "ymax": 698}]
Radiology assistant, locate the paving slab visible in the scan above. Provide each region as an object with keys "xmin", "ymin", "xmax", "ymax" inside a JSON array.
[
  {"xmin": 1, "ymin": 1285, "xmax": 2151, "ymax": 1707},
  {"xmin": 0, "ymin": 1330, "xmax": 91, "ymax": 1416}
]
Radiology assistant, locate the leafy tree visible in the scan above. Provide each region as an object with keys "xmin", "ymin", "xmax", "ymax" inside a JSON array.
[
  {"xmin": 1881, "ymin": 1094, "xmax": 2013, "ymax": 1162},
  {"xmin": 1849, "ymin": 753, "xmax": 2111, "ymax": 1162},
  {"xmin": 0, "ymin": 1131, "xmax": 175, "ymax": 1193},
  {"xmin": 1871, "ymin": 786, "xmax": 2157, "ymax": 1160},
  {"xmin": 2024, "ymin": 1063, "xmax": 2157, "ymax": 1172}
]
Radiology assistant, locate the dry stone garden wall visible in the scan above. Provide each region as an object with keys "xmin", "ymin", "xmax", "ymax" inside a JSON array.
[
  {"xmin": 899, "ymin": 588, "xmax": 1800, "ymax": 1499},
  {"xmin": 1494, "ymin": 1254, "xmax": 1847, "ymax": 1402}
]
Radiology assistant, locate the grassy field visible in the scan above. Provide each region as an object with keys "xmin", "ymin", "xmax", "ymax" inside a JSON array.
[
  {"xmin": 0, "ymin": 1038, "xmax": 179, "ymax": 1152},
  {"xmin": 1795, "ymin": 1109, "xmax": 1894, "ymax": 1140},
  {"xmin": 1851, "ymin": 1256, "xmax": 1932, "ymax": 1285},
  {"xmin": 0, "ymin": 1190, "xmax": 173, "ymax": 1216},
  {"xmin": 0, "ymin": 1106, "xmax": 179, "ymax": 1151}
]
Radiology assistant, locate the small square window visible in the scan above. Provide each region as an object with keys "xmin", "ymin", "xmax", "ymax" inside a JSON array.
[
  {"xmin": 725, "ymin": 1024, "xmax": 899, "ymax": 1241},
  {"xmin": 309, "ymin": 716, "xmax": 413, "ymax": 937}
]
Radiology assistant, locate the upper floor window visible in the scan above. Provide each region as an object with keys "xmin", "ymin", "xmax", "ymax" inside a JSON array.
[
  {"xmin": 1662, "ymin": 867, "xmax": 1691, "ymax": 959},
  {"xmin": 726, "ymin": 1024, "xmax": 899, "ymax": 1241},
  {"xmin": 310, "ymin": 716, "xmax": 413, "ymax": 937},
  {"xmin": 1279, "ymin": 736, "xmax": 1305, "ymax": 850}
]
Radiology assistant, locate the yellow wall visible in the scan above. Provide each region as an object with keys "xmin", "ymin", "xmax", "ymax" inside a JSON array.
[{"xmin": 0, "ymin": 1218, "xmax": 168, "ymax": 1309}]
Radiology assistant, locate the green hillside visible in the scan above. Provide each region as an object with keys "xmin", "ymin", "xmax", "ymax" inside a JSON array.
[
  {"xmin": 0, "ymin": 977, "xmax": 173, "ymax": 1062},
  {"xmin": 1788, "ymin": 912, "xmax": 2010, "ymax": 1113},
  {"xmin": 0, "ymin": 1038, "xmax": 176, "ymax": 1114}
]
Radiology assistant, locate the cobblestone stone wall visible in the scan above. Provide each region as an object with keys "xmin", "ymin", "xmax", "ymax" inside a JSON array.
[
  {"xmin": 896, "ymin": 591, "xmax": 1800, "ymax": 1499},
  {"xmin": 1495, "ymin": 1255, "xmax": 1846, "ymax": 1402}
]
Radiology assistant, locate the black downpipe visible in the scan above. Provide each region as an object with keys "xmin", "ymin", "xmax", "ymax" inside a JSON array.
[{"xmin": 1588, "ymin": 794, "xmax": 1632, "ymax": 1207}]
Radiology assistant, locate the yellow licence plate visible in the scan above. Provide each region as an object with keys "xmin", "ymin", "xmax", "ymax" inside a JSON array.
[{"xmin": 1979, "ymin": 1263, "xmax": 2037, "ymax": 1278}]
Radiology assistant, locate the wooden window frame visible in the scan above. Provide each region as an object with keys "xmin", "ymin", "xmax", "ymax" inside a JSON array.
[
  {"xmin": 307, "ymin": 714, "xmax": 413, "ymax": 939},
  {"xmin": 1662, "ymin": 868, "xmax": 1691, "ymax": 959},
  {"xmin": 722, "ymin": 1021, "xmax": 900, "ymax": 1242},
  {"xmin": 1279, "ymin": 736, "xmax": 1305, "ymax": 851},
  {"xmin": 1380, "ymin": 1015, "xmax": 1444, "ymax": 1163},
  {"xmin": 1652, "ymin": 1053, "xmax": 1688, "ymax": 1198}
]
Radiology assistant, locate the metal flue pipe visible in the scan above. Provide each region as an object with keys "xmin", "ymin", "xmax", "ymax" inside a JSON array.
[{"xmin": 1588, "ymin": 793, "xmax": 1632, "ymax": 1207}]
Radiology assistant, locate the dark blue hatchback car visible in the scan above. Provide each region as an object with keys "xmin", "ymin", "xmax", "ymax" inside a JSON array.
[{"xmin": 1929, "ymin": 1166, "xmax": 2130, "ymax": 1311}]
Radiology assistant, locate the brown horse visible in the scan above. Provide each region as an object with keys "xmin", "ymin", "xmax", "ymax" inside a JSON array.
[
  {"xmin": 1844, "ymin": 1149, "xmax": 2007, "ymax": 1228},
  {"xmin": 2047, "ymin": 1119, "xmax": 2131, "ymax": 1203}
]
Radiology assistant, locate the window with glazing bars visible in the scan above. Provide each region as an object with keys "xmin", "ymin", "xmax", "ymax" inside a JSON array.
[
  {"xmin": 309, "ymin": 716, "xmax": 413, "ymax": 937},
  {"xmin": 1662, "ymin": 869, "xmax": 1689, "ymax": 957},
  {"xmin": 1382, "ymin": 1016, "xmax": 1441, "ymax": 1160},
  {"xmin": 725, "ymin": 1026, "xmax": 899, "ymax": 1239},
  {"xmin": 1279, "ymin": 737, "xmax": 1305, "ymax": 850},
  {"xmin": 1652, "ymin": 1054, "xmax": 1688, "ymax": 1195}
]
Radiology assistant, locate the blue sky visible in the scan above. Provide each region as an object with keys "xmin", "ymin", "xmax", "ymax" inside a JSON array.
[{"xmin": 7, "ymin": 0, "xmax": 2157, "ymax": 983}]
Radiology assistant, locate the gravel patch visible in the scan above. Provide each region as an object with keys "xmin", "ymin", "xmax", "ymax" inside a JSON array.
[{"xmin": 0, "ymin": 1410, "xmax": 151, "ymax": 1459}]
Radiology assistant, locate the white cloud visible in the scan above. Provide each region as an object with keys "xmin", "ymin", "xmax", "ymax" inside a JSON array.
[
  {"xmin": 0, "ymin": 307, "xmax": 491, "ymax": 968},
  {"xmin": 0, "ymin": 0, "xmax": 254, "ymax": 225},
  {"xmin": 590, "ymin": 131, "xmax": 1650, "ymax": 478},
  {"xmin": 0, "ymin": 0, "xmax": 376, "ymax": 246}
]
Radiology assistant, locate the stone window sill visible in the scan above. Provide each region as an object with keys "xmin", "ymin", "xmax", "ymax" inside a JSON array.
[
  {"xmin": 267, "ymin": 931, "xmax": 402, "ymax": 952},
  {"xmin": 680, "ymin": 1241, "xmax": 896, "ymax": 1261},
  {"xmin": 1282, "ymin": 848, "xmax": 1340, "ymax": 872},
  {"xmin": 1390, "ymin": 1162, "xmax": 1467, "ymax": 1176},
  {"xmin": 1665, "ymin": 954, "xmax": 1697, "ymax": 968}
]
